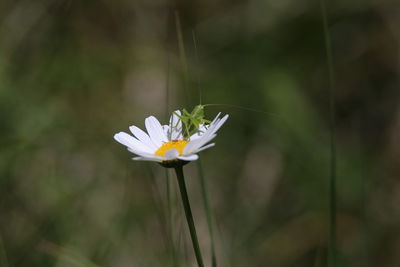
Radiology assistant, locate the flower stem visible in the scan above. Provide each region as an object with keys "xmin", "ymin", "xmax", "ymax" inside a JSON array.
[
  {"xmin": 166, "ymin": 169, "xmax": 179, "ymax": 267},
  {"xmin": 174, "ymin": 166, "xmax": 204, "ymax": 267}
]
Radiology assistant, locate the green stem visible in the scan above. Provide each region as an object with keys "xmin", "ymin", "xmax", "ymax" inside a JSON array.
[
  {"xmin": 174, "ymin": 166, "xmax": 204, "ymax": 267},
  {"xmin": 166, "ymin": 169, "xmax": 179, "ymax": 267},
  {"xmin": 197, "ymin": 159, "xmax": 217, "ymax": 267},
  {"xmin": 320, "ymin": 0, "xmax": 337, "ymax": 266}
]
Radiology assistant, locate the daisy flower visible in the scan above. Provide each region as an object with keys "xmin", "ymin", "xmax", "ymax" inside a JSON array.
[{"xmin": 113, "ymin": 110, "xmax": 228, "ymax": 167}]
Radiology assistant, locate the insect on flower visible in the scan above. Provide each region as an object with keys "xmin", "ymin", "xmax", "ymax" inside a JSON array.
[
  {"xmin": 113, "ymin": 109, "xmax": 228, "ymax": 167},
  {"xmin": 173, "ymin": 105, "xmax": 211, "ymax": 139}
]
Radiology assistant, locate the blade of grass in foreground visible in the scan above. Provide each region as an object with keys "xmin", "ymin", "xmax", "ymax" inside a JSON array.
[
  {"xmin": 164, "ymin": 39, "xmax": 179, "ymax": 266},
  {"xmin": 197, "ymin": 158, "xmax": 218, "ymax": 267},
  {"xmin": 144, "ymin": 165, "xmax": 173, "ymax": 264},
  {"xmin": 191, "ymin": 30, "xmax": 218, "ymax": 266},
  {"xmin": 320, "ymin": 0, "xmax": 337, "ymax": 266}
]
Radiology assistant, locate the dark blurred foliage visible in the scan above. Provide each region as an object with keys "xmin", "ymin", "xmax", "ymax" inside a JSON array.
[{"xmin": 1, "ymin": 0, "xmax": 400, "ymax": 266}]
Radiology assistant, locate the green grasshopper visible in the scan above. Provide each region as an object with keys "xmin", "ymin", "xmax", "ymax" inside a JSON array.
[
  {"xmin": 174, "ymin": 105, "xmax": 211, "ymax": 139},
  {"xmin": 173, "ymin": 103, "xmax": 274, "ymax": 140}
]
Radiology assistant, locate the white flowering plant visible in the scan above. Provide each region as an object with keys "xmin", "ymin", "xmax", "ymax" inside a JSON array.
[{"xmin": 114, "ymin": 109, "xmax": 228, "ymax": 167}]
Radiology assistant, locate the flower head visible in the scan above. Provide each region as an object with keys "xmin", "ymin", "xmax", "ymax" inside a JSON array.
[{"xmin": 114, "ymin": 110, "xmax": 228, "ymax": 167}]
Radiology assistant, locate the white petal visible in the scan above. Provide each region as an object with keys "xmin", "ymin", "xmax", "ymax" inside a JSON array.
[
  {"xmin": 210, "ymin": 112, "xmax": 221, "ymax": 125},
  {"xmin": 183, "ymin": 139, "xmax": 200, "ymax": 154},
  {"xmin": 129, "ymin": 125, "xmax": 157, "ymax": 151},
  {"xmin": 183, "ymin": 114, "xmax": 228, "ymax": 154},
  {"xmin": 209, "ymin": 114, "xmax": 229, "ymax": 135},
  {"xmin": 170, "ymin": 110, "xmax": 182, "ymax": 128},
  {"xmin": 169, "ymin": 110, "xmax": 183, "ymax": 140},
  {"xmin": 162, "ymin": 125, "xmax": 170, "ymax": 137},
  {"xmin": 205, "ymin": 113, "xmax": 227, "ymax": 136},
  {"xmin": 133, "ymin": 156, "xmax": 163, "ymax": 162},
  {"xmin": 190, "ymin": 124, "xmax": 208, "ymax": 140},
  {"xmin": 178, "ymin": 154, "xmax": 199, "ymax": 161},
  {"xmin": 194, "ymin": 143, "xmax": 215, "ymax": 153},
  {"xmin": 114, "ymin": 132, "xmax": 153, "ymax": 153},
  {"xmin": 145, "ymin": 116, "xmax": 168, "ymax": 147},
  {"xmin": 127, "ymin": 147, "xmax": 160, "ymax": 158},
  {"xmin": 193, "ymin": 114, "xmax": 228, "ymax": 146},
  {"xmin": 171, "ymin": 126, "xmax": 183, "ymax": 140},
  {"xmin": 185, "ymin": 113, "xmax": 222, "ymax": 147},
  {"xmin": 165, "ymin": 149, "xmax": 179, "ymax": 160},
  {"xmin": 184, "ymin": 134, "xmax": 216, "ymax": 154}
]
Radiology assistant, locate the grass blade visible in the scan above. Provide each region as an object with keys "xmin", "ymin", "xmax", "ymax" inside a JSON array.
[{"xmin": 197, "ymin": 158, "xmax": 218, "ymax": 267}]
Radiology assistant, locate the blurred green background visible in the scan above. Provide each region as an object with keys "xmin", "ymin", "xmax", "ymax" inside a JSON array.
[{"xmin": 1, "ymin": 0, "xmax": 400, "ymax": 266}]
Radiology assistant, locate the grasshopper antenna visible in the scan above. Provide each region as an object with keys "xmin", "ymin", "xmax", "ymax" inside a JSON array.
[
  {"xmin": 203, "ymin": 103, "xmax": 278, "ymax": 117},
  {"xmin": 192, "ymin": 29, "xmax": 202, "ymax": 105},
  {"xmin": 175, "ymin": 10, "xmax": 190, "ymax": 104}
]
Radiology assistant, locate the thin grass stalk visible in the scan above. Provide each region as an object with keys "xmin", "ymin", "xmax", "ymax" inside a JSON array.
[
  {"xmin": 174, "ymin": 10, "xmax": 189, "ymax": 103},
  {"xmin": 191, "ymin": 30, "xmax": 218, "ymax": 266},
  {"xmin": 174, "ymin": 166, "xmax": 204, "ymax": 267},
  {"xmin": 144, "ymin": 165, "xmax": 172, "ymax": 263},
  {"xmin": 197, "ymin": 158, "xmax": 218, "ymax": 267},
  {"xmin": 164, "ymin": 35, "xmax": 180, "ymax": 266},
  {"xmin": 177, "ymin": 218, "xmax": 189, "ymax": 265},
  {"xmin": 320, "ymin": 0, "xmax": 337, "ymax": 266}
]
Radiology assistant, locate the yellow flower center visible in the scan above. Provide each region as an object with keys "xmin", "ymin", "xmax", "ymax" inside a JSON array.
[{"xmin": 155, "ymin": 140, "xmax": 189, "ymax": 157}]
